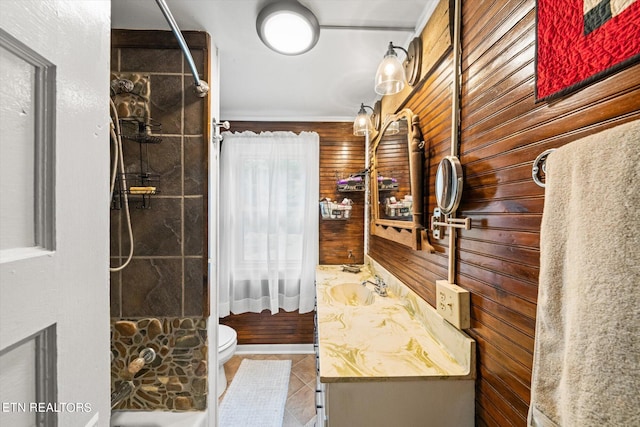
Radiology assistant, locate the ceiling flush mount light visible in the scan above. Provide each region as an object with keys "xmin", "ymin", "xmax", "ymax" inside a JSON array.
[
  {"xmin": 374, "ymin": 37, "xmax": 422, "ymax": 95},
  {"xmin": 353, "ymin": 102, "xmax": 381, "ymax": 136},
  {"xmin": 256, "ymin": 0, "xmax": 320, "ymax": 55}
]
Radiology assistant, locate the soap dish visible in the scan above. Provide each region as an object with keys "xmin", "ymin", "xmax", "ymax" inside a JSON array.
[{"xmin": 341, "ymin": 264, "xmax": 362, "ymax": 273}]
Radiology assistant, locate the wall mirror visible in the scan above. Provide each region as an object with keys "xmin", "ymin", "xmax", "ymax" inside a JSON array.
[
  {"xmin": 435, "ymin": 155, "xmax": 463, "ymax": 215},
  {"xmin": 431, "ymin": 155, "xmax": 470, "ymax": 240},
  {"xmin": 370, "ymin": 109, "xmax": 431, "ymax": 251}
]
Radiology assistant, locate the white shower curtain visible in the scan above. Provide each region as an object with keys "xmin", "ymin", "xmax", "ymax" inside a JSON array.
[{"xmin": 218, "ymin": 131, "xmax": 319, "ymax": 317}]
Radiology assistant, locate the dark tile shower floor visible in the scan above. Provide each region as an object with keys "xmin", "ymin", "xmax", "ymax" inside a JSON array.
[{"xmin": 219, "ymin": 354, "xmax": 317, "ymax": 427}]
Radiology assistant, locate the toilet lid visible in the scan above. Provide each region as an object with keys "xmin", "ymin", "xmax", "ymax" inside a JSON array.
[{"xmin": 218, "ymin": 324, "xmax": 237, "ymax": 352}]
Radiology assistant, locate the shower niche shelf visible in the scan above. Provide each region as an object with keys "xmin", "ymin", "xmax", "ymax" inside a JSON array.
[{"xmin": 111, "ymin": 117, "xmax": 163, "ymax": 210}]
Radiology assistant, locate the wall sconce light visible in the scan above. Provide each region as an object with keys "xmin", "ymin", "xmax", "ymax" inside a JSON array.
[
  {"xmin": 374, "ymin": 38, "xmax": 422, "ymax": 95},
  {"xmin": 353, "ymin": 101, "xmax": 382, "ymax": 136},
  {"xmin": 353, "ymin": 103, "xmax": 374, "ymax": 136},
  {"xmin": 256, "ymin": 0, "xmax": 320, "ymax": 55},
  {"xmin": 386, "ymin": 120, "xmax": 400, "ymax": 135}
]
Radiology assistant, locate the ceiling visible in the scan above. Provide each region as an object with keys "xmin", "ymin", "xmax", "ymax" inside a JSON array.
[{"xmin": 111, "ymin": 0, "xmax": 439, "ymax": 122}]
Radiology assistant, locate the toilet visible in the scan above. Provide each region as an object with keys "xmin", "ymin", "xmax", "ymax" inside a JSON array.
[{"xmin": 217, "ymin": 324, "xmax": 238, "ymax": 397}]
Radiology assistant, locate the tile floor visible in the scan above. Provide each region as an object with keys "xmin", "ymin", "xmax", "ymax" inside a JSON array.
[{"xmin": 219, "ymin": 353, "xmax": 317, "ymax": 427}]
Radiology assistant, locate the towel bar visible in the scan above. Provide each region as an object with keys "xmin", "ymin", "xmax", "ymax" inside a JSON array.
[{"xmin": 532, "ymin": 149, "xmax": 556, "ymax": 188}]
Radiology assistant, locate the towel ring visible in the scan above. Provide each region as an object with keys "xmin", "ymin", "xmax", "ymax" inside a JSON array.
[{"xmin": 532, "ymin": 149, "xmax": 556, "ymax": 188}]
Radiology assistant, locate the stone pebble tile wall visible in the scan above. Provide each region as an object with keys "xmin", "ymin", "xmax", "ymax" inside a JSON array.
[{"xmin": 111, "ymin": 317, "xmax": 207, "ymax": 411}]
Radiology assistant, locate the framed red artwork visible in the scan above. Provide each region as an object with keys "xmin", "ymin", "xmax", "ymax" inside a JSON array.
[{"xmin": 536, "ymin": 0, "xmax": 640, "ymax": 101}]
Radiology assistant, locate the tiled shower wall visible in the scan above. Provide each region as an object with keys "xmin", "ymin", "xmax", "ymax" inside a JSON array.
[
  {"xmin": 111, "ymin": 318, "xmax": 208, "ymax": 411},
  {"xmin": 110, "ymin": 29, "xmax": 209, "ymax": 410}
]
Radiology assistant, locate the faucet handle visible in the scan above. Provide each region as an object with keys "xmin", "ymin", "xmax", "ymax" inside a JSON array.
[
  {"xmin": 125, "ymin": 348, "xmax": 156, "ymax": 377},
  {"xmin": 127, "ymin": 357, "xmax": 146, "ymax": 376}
]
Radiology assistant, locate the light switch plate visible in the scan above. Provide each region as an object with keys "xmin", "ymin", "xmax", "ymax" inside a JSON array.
[{"xmin": 436, "ymin": 280, "xmax": 470, "ymax": 329}]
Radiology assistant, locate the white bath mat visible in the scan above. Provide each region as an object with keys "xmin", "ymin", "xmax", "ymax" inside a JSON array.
[{"xmin": 219, "ymin": 359, "xmax": 291, "ymax": 427}]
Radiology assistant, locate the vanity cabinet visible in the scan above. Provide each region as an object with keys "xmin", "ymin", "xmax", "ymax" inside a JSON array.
[
  {"xmin": 315, "ymin": 263, "xmax": 475, "ymax": 427},
  {"xmin": 319, "ymin": 380, "xmax": 474, "ymax": 427},
  {"xmin": 314, "ymin": 310, "xmax": 328, "ymax": 426},
  {"xmin": 314, "ymin": 346, "xmax": 474, "ymax": 427}
]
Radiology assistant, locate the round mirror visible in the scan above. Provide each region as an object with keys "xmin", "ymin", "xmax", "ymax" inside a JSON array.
[{"xmin": 435, "ymin": 156, "xmax": 463, "ymax": 215}]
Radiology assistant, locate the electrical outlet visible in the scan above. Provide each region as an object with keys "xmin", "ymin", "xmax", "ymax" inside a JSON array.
[{"xmin": 436, "ymin": 280, "xmax": 470, "ymax": 329}]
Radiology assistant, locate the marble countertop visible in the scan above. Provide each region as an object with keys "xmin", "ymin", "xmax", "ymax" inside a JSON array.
[{"xmin": 316, "ymin": 263, "xmax": 474, "ymax": 383}]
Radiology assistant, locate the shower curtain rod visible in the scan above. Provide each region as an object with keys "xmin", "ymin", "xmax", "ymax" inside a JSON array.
[{"xmin": 155, "ymin": 0, "xmax": 209, "ymax": 97}]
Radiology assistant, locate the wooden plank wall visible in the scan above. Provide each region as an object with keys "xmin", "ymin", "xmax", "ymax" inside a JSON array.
[
  {"xmin": 369, "ymin": 0, "xmax": 640, "ymax": 425},
  {"xmin": 219, "ymin": 121, "xmax": 365, "ymax": 344},
  {"xmin": 219, "ymin": 309, "xmax": 316, "ymax": 345}
]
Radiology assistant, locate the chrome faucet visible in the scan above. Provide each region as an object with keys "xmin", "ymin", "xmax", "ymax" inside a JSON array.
[
  {"xmin": 111, "ymin": 348, "xmax": 157, "ymax": 409},
  {"xmin": 111, "ymin": 381, "xmax": 134, "ymax": 409},
  {"xmin": 362, "ymin": 275, "xmax": 388, "ymax": 297}
]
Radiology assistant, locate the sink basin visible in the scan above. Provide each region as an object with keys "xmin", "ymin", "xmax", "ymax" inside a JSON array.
[{"xmin": 328, "ymin": 283, "xmax": 375, "ymax": 306}]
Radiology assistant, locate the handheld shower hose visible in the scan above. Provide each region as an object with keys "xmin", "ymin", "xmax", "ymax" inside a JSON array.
[{"xmin": 109, "ymin": 99, "xmax": 134, "ymax": 271}]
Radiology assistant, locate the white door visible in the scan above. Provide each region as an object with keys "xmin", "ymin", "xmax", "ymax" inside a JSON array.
[
  {"xmin": 208, "ymin": 50, "xmax": 222, "ymax": 427},
  {"xmin": 0, "ymin": 1, "xmax": 111, "ymax": 426}
]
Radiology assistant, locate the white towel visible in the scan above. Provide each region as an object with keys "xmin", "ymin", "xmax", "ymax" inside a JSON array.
[{"xmin": 528, "ymin": 120, "xmax": 640, "ymax": 427}]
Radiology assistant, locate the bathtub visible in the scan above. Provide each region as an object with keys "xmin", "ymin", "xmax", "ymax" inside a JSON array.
[{"xmin": 110, "ymin": 411, "xmax": 208, "ymax": 427}]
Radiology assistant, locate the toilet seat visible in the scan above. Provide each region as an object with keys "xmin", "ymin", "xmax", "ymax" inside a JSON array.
[
  {"xmin": 217, "ymin": 324, "xmax": 238, "ymax": 398},
  {"xmin": 218, "ymin": 324, "xmax": 237, "ymax": 353}
]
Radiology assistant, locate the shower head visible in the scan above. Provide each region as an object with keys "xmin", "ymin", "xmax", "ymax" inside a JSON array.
[
  {"xmin": 194, "ymin": 80, "xmax": 209, "ymax": 97},
  {"xmin": 110, "ymin": 78, "xmax": 134, "ymax": 95}
]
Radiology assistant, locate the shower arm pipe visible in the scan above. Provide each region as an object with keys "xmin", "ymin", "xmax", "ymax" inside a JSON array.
[
  {"xmin": 447, "ymin": 0, "xmax": 462, "ymax": 284},
  {"xmin": 155, "ymin": 0, "xmax": 209, "ymax": 97}
]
